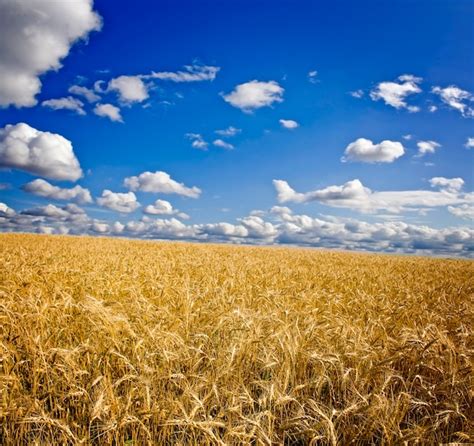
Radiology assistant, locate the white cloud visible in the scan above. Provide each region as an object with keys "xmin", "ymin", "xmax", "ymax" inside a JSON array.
[
  {"xmin": 341, "ymin": 138, "xmax": 405, "ymax": 163},
  {"xmin": 215, "ymin": 126, "xmax": 241, "ymax": 137},
  {"xmin": 42, "ymin": 96, "xmax": 85, "ymax": 115},
  {"xmin": 143, "ymin": 199, "xmax": 189, "ymax": 219},
  {"xmin": 213, "ymin": 139, "xmax": 234, "ymax": 150},
  {"xmin": 0, "ymin": 0, "xmax": 101, "ymax": 108},
  {"xmin": 308, "ymin": 70, "xmax": 318, "ymax": 83},
  {"xmin": 1, "ymin": 201, "xmax": 473, "ymax": 256},
  {"xmin": 125, "ymin": 217, "xmax": 197, "ymax": 239},
  {"xmin": 429, "ymin": 177, "xmax": 464, "ymax": 193},
  {"xmin": 22, "ymin": 203, "xmax": 72, "ymax": 218},
  {"xmin": 21, "ymin": 203, "xmax": 87, "ymax": 224},
  {"xmin": 416, "ymin": 140, "xmax": 441, "ymax": 156},
  {"xmin": 429, "ymin": 105, "xmax": 438, "ymax": 113},
  {"xmin": 186, "ymin": 133, "xmax": 208, "ymax": 150},
  {"xmin": 69, "ymin": 64, "xmax": 219, "ymax": 113},
  {"xmin": 448, "ymin": 204, "xmax": 474, "ymax": 220},
  {"xmin": 465, "ymin": 137, "xmax": 474, "ymax": 149},
  {"xmin": 68, "ymin": 85, "xmax": 100, "ymax": 103},
  {"xmin": 108, "ymin": 75, "xmax": 149, "ymax": 104},
  {"xmin": 199, "ymin": 222, "xmax": 248, "ymax": 238},
  {"xmin": 272, "ymin": 209, "xmax": 473, "ymax": 256},
  {"xmin": 279, "ymin": 119, "xmax": 299, "ymax": 129},
  {"xmin": 0, "ymin": 201, "xmax": 106, "ymax": 236},
  {"xmin": 397, "ymin": 74, "xmax": 421, "ymax": 82},
  {"xmin": 97, "ymin": 190, "xmax": 140, "ymax": 213},
  {"xmin": 0, "ymin": 122, "xmax": 83, "ymax": 181},
  {"xmin": 93, "ymin": 103, "xmax": 123, "ymax": 122},
  {"xmin": 145, "ymin": 65, "xmax": 220, "ymax": 82},
  {"xmin": 62, "ymin": 203, "xmax": 86, "ymax": 215},
  {"xmin": 143, "ymin": 199, "xmax": 173, "ymax": 215},
  {"xmin": 0, "ymin": 202, "xmax": 15, "ymax": 217},
  {"xmin": 222, "ymin": 80, "xmax": 284, "ymax": 112},
  {"xmin": 239, "ymin": 215, "xmax": 278, "ymax": 239},
  {"xmin": 91, "ymin": 222, "xmax": 110, "ymax": 233},
  {"xmin": 94, "ymin": 80, "xmax": 107, "ymax": 93},
  {"xmin": 432, "ymin": 85, "xmax": 474, "ymax": 117},
  {"xmin": 124, "ymin": 171, "xmax": 201, "ymax": 198},
  {"xmin": 370, "ymin": 75, "xmax": 422, "ymax": 111},
  {"xmin": 402, "ymin": 134, "xmax": 412, "ymax": 140},
  {"xmin": 350, "ymin": 89, "xmax": 364, "ymax": 98},
  {"xmin": 111, "ymin": 221, "xmax": 125, "ymax": 233},
  {"xmin": 22, "ymin": 178, "xmax": 92, "ymax": 204},
  {"xmin": 270, "ymin": 206, "xmax": 292, "ymax": 216},
  {"xmin": 273, "ymin": 177, "xmax": 472, "ymax": 214}
]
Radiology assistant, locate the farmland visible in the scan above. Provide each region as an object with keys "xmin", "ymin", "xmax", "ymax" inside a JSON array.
[{"xmin": 1, "ymin": 233, "xmax": 473, "ymax": 444}]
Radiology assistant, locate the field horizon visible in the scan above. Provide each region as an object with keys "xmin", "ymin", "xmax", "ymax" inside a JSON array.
[
  {"xmin": 2, "ymin": 231, "xmax": 470, "ymax": 261},
  {"xmin": 1, "ymin": 233, "xmax": 473, "ymax": 444}
]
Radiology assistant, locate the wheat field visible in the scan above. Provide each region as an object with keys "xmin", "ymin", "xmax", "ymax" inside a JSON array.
[{"xmin": 0, "ymin": 233, "xmax": 473, "ymax": 445}]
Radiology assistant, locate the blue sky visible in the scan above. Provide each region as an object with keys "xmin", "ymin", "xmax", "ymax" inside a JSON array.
[{"xmin": 0, "ymin": 0, "xmax": 473, "ymax": 256}]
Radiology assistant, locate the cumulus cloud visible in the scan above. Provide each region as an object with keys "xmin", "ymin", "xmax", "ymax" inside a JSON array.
[
  {"xmin": 0, "ymin": 122, "xmax": 83, "ymax": 181},
  {"xmin": 97, "ymin": 190, "xmax": 140, "ymax": 213},
  {"xmin": 186, "ymin": 133, "xmax": 208, "ymax": 150},
  {"xmin": 213, "ymin": 139, "xmax": 234, "ymax": 150},
  {"xmin": 144, "ymin": 65, "xmax": 220, "ymax": 82},
  {"xmin": 1, "ymin": 201, "xmax": 473, "ymax": 256},
  {"xmin": 432, "ymin": 85, "xmax": 474, "ymax": 117},
  {"xmin": 143, "ymin": 199, "xmax": 172, "ymax": 215},
  {"xmin": 341, "ymin": 138, "xmax": 405, "ymax": 163},
  {"xmin": 0, "ymin": 0, "xmax": 101, "ymax": 108},
  {"xmin": 126, "ymin": 217, "xmax": 197, "ymax": 239},
  {"xmin": 448, "ymin": 204, "xmax": 474, "ymax": 220},
  {"xmin": 273, "ymin": 177, "xmax": 472, "ymax": 214},
  {"xmin": 90, "ymin": 222, "xmax": 110, "ymax": 233},
  {"xmin": 124, "ymin": 171, "xmax": 201, "ymax": 198},
  {"xmin": 143, "ymin": 199, "xmax": 189, "ymax": 219},
  {"xmin": 22, "ymin": 178, "xmax": 92, "ymax": 204},
  {"xmin": 222, "ymin": 80, "xmax": 284, "ymax": 112},
  {"xmin": 239, "ymin": 215, "xmax": 278, "ymax": 239},
  {"xmin": 0, "ymin": 202, "xmax": 15, "ymax": 217},
  {"xmin": 417, "ymin": 140, "xmax": 441, "ymax": 156},
  {"xmin": 279, "ymin": 119, "xmax": 299, "ymax": 129},
  {"xmin": 271, "ymin": 209, "xmax": 473, "ymax": 256},
  {"xmin": 68, "ymin": 85, "xmax": 100, "ymax": 103},
  {"xmin": 197, "ymin": 216, "xmax": 276, "ymax": 241},
  {"xmin": 108, "ymin": 75, "xmax": 149, "ymax": 104},
  {"xmin": 93, "ymin": 103, "xmax": 123, "ymax": 122},
  {"xmin": 42, "ymin": 96, "xmax": 86, "ymax": 115},
  {"xmin": 215, "ymin": 126, "xmax": 241, "ymax": 137},
  {"xmin": 370, "ymin": 75, "xmax": 422, "ymax": 111},
  {"xmin": 429, "ymin": 177, "xmax": 464, "ymax": 193},
  {"xmin": 270, "ymin": 206, "xmax": 293, "ymax": 216},
  {"xmin": 22, "ymin": 203, "xmax": 73, "ymax": 218},
  {"xmin": 199, "ymin": 222, "xmax": 248, "ymax": 238},
  {"xmin": 0, "ymin": 201, "xmax": 115, "ymax": 236},
  {"xmin": 465, "ymin": 137, "xmax": 474, "ymax": 149}
]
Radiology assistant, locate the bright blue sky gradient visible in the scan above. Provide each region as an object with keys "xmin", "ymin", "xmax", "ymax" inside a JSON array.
[{"xmin": 0, "ymin": 0, "xmax": 473, "ymax": 256}]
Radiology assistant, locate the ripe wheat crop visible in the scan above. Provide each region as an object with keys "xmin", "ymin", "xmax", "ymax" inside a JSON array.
[{"xmin": 1, "ymin": 233, "xmax": 473, "ymax": 445}]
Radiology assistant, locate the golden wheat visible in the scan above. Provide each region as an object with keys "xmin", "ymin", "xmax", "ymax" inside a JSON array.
[{"xmin": 0, "ymin": 233, "xmax": 473, "ymax": 445}]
